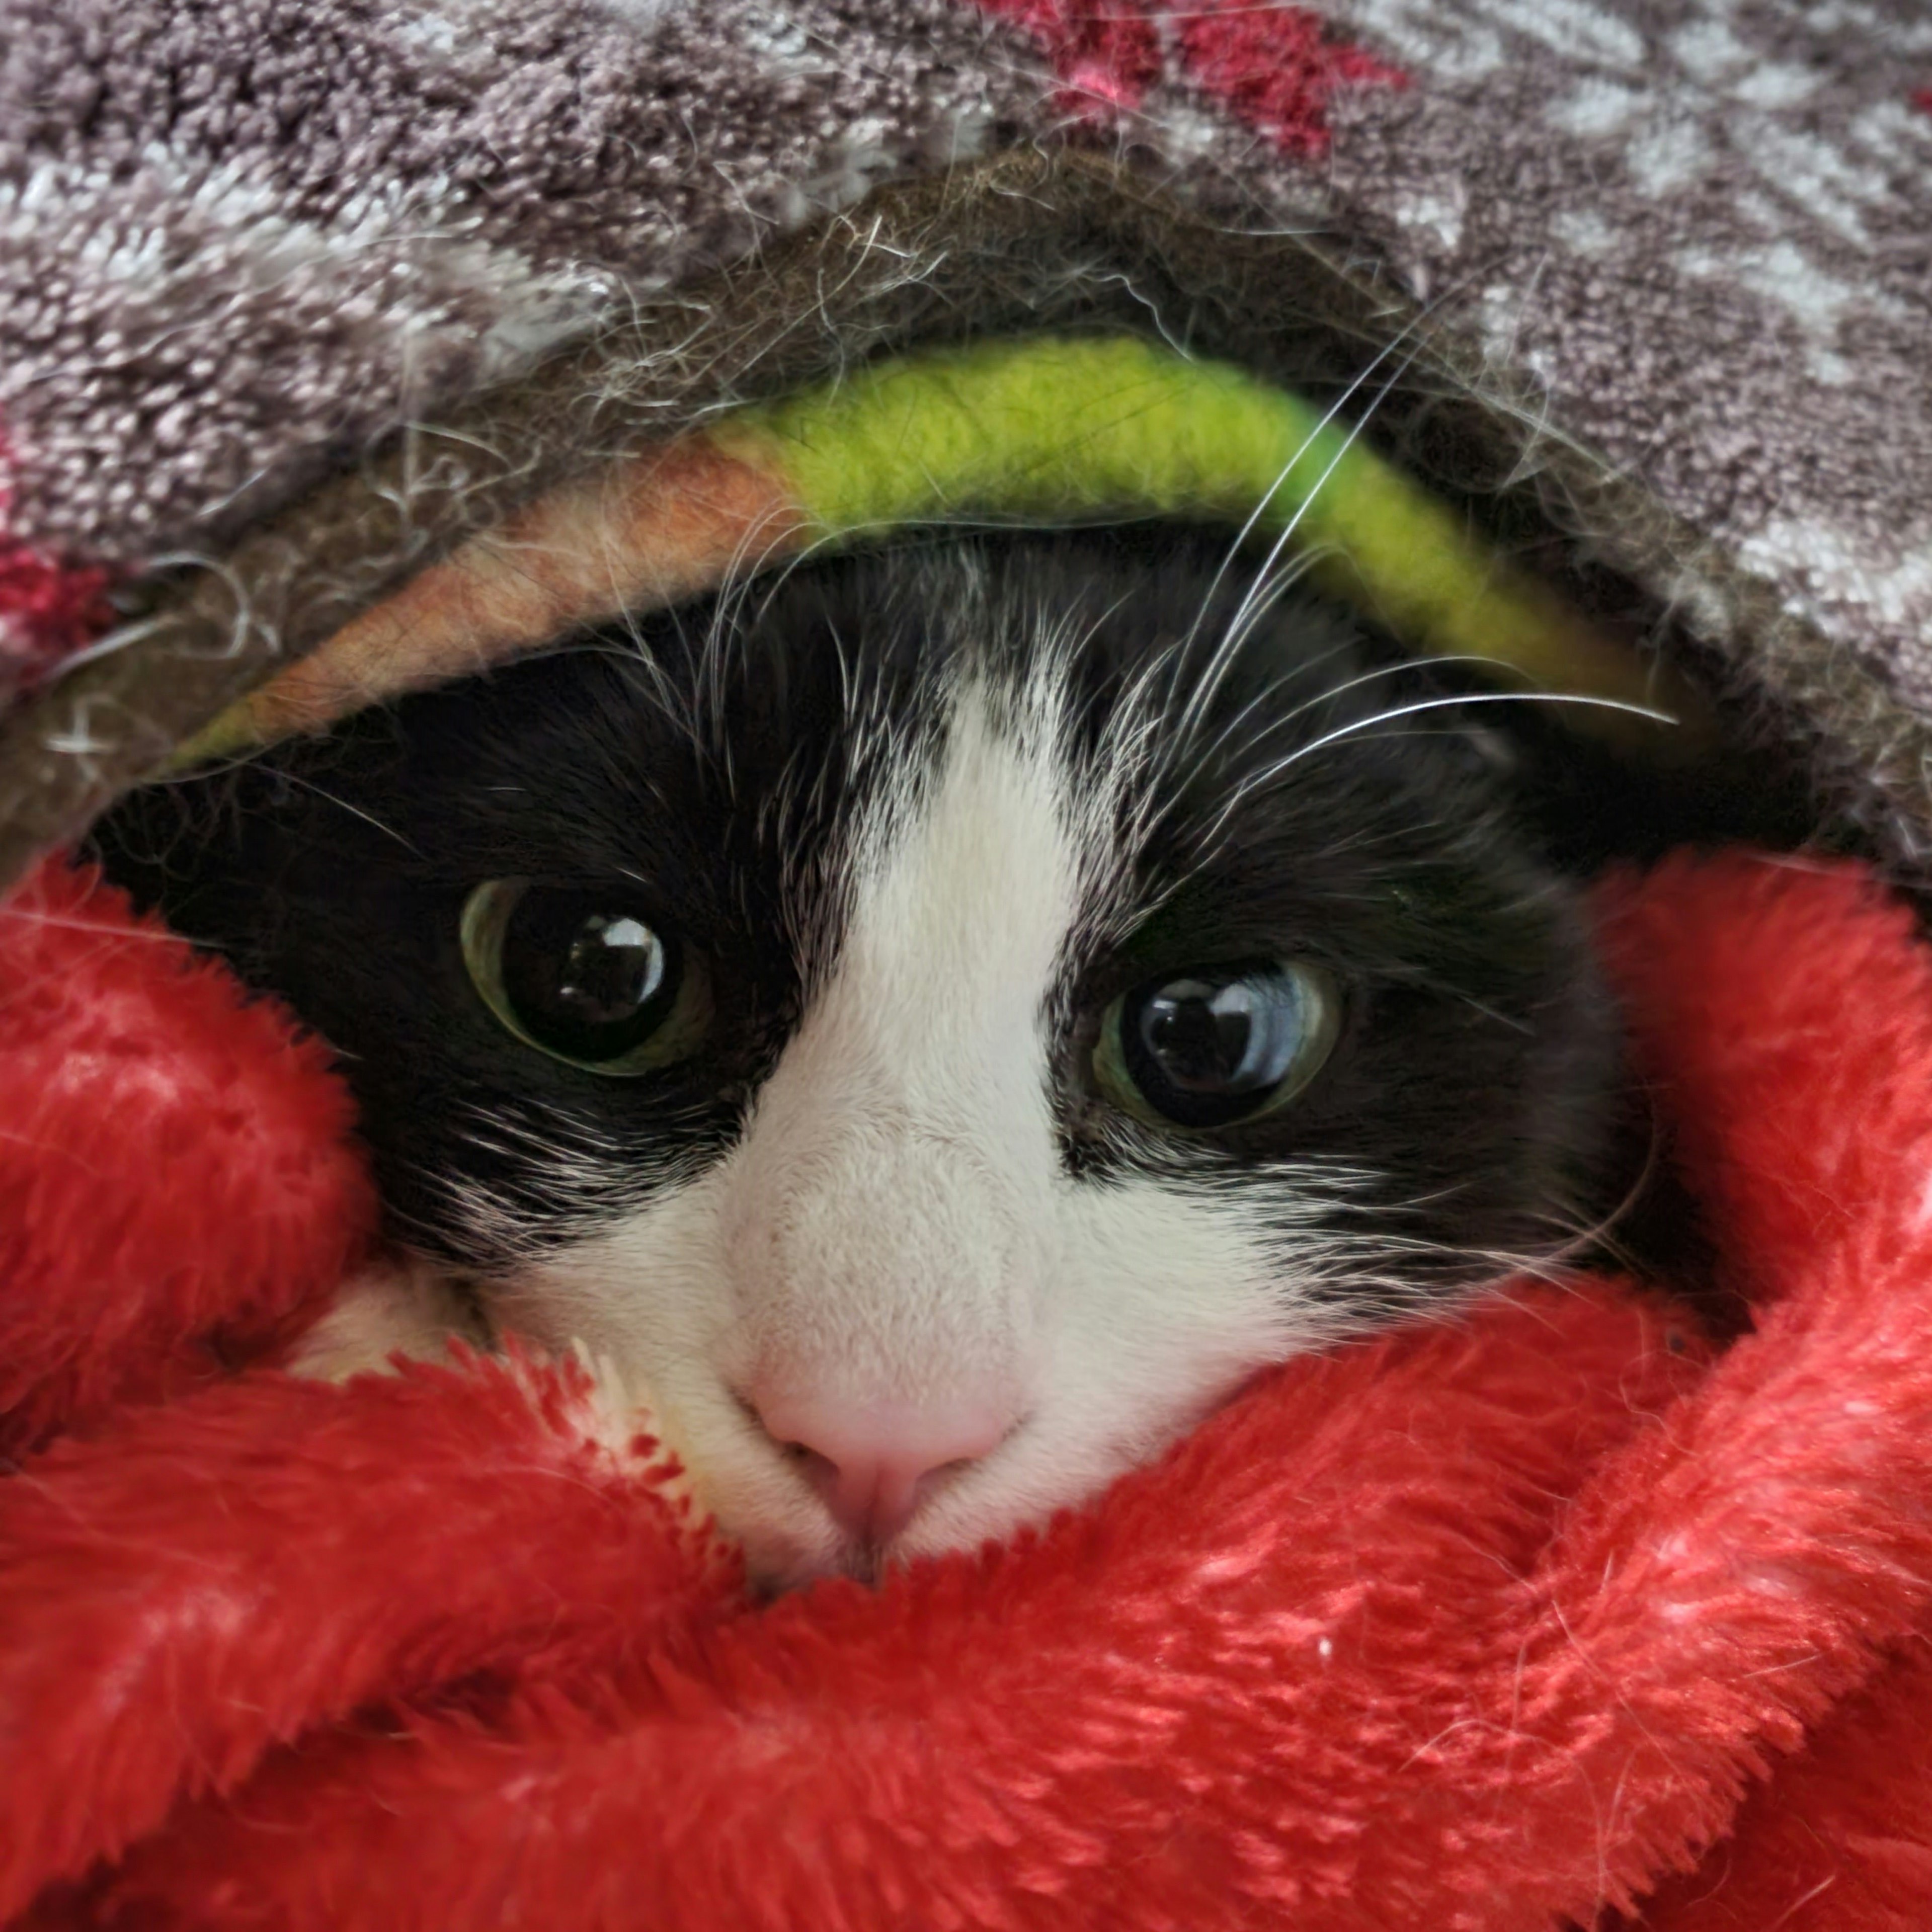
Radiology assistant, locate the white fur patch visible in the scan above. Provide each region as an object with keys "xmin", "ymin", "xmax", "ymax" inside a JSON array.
[{"xmin": 290, "ymin": 1255, "xmax": 489, "ymax": 1381}]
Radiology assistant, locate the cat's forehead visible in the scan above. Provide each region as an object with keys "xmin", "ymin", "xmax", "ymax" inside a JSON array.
[{"xmin": 439, "ymin": 538, "xmax": 1377, "ymax": 905}]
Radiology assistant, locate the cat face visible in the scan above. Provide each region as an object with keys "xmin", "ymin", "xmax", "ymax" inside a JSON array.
[{"xmin": 98, "ymin": 532, "xmax": 1617, "ymax": 1587}]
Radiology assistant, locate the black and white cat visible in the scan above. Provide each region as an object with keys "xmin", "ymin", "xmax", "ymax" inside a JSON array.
[{"xmin": 97, "ymin": 528, "xmax": 1627, "ymax": 1588}]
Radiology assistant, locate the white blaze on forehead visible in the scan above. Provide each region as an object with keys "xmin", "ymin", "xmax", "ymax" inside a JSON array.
[
  {"xmin": 839, "ymin": 682, "xmax": 1079, "ymax": 1089},
  {"xmin": 716, "ymin": 683, "xmax": 1080, "ymax": 1401}
]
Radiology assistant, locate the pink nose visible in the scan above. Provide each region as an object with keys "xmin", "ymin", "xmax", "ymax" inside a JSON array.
[{"xmin": 750, "ymin": 1393, "xmax": 1018, "ymax": 1545}]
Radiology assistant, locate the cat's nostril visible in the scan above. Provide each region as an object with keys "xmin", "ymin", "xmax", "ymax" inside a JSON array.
[
  {"xmin": 746, "ymin": 1391, "xmax": 1019, "ymax": 1546},
  {"xmin": 778, "ymin": 1440, "xmax": 840, "ymax": 1491}
]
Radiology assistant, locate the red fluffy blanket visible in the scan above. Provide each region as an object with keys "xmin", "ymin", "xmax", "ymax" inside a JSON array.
[{"xmin": 4, "ymin": 847, "xmax": 1932, "ymax": 1930}]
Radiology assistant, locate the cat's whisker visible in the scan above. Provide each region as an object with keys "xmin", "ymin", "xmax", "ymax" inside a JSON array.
[
  {"xmin": 1168, "ymin": 334, "xmax": 1436, "ymax": 761},
  {"xmin": 1189, "ymin": 690, "xmax": 1674, "ymax": 860},
  {"xmin": 1172, "ymin": 282, "xmax": 1461, "ymax": 681}
]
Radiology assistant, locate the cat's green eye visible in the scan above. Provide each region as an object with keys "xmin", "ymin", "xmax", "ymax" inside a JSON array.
[
  {"xmin": 460, "ymin": 879, "xmax": 710, "ymax": 1075},
  {"xmin": 1093, "ymin": 959, "xmax": 1340, "ymax": 1130}
]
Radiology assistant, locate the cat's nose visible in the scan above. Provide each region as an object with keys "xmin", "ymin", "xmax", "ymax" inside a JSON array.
[{"xmin": 750, "ymin": 1392, "xmax": 1018, "ymax": 1545}]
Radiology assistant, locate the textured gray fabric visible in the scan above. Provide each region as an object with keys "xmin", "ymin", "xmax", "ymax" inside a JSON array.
[
  {"xmin": 0, "ymin": 0, "xmax": 1035, "ymax": 555},
  {"xmin": 0, "ymin": 0, "xmax": 1927, "ymax": 846},
  {"xmin": 1318, "ymin": 2, "xmax": 1932, "ymax": 707}
]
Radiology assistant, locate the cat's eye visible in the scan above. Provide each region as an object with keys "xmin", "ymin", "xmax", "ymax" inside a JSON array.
[
  {"xmin": 1093, "ymin": 960, "xmax": 1340, "ymax": 1130},
  {"xmin": 460, "ymin": 880, "xmax": 709, "ymax": 1074}
]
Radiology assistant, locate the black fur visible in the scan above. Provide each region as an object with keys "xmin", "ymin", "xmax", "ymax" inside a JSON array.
[{"xmin": 93, "ymin": 529, "xmax": 1627, "ymax": 1309}]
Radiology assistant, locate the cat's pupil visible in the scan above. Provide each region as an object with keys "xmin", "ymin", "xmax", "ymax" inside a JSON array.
[
  {"xmin": 1136, "ymin": 975, "xmax": 1296, "ymax": 1096},
  {"xmin": 1113, "ymin": 965, "xmax": 1326, "ymax": 1130},
  {"xmin": 559, "ymin": 914, "xmax": 663, "ymax": 1020},
  {"xmin": 501, "ymin": 892, "xmax": 673, "ymax": 1060}
]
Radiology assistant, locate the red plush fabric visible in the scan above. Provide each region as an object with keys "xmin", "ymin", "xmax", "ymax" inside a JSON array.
[
  {"xmin": 0, "ymin": 862, "xmax": 376, "ymax": 1453},
  {"xmin": 3, "ymin": 849, "xmax": 1931, "ymax": 1929}
]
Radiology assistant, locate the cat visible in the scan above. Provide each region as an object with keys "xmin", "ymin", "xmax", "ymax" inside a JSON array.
[{"xmin": 95, "ymin": 527, "xmax": 1628, "ymax": 1588}]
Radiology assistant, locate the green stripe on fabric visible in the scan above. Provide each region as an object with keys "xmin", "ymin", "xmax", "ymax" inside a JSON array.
[{"xmin": 713, "ymin": 335, "xmax": 1703, "ymax": 754}]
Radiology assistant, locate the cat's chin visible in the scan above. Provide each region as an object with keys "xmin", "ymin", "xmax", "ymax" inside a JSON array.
[{"xmin": 743, "ymin": 1544, "xmax": 887, "ymax": 1598}]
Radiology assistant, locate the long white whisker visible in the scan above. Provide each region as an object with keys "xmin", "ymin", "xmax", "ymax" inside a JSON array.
[
  {"xmin": 1173, "ymin": 651, "xmax": 1527, "ymax": 794},
  {"xmin": 1198, "ymin": 347, "xmax": 1425, "ymax": 716},
  {"xmin": 1268, "ymin": 690, "xmax": 1675, "ymax": 778},
  {"xmin": 1188, "ymin": 690, "xmax": 1675, "ymax": 857},
  {"xmin": 1176, "ymin": 282, "xmax": 1465, "ymax": 673}
]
